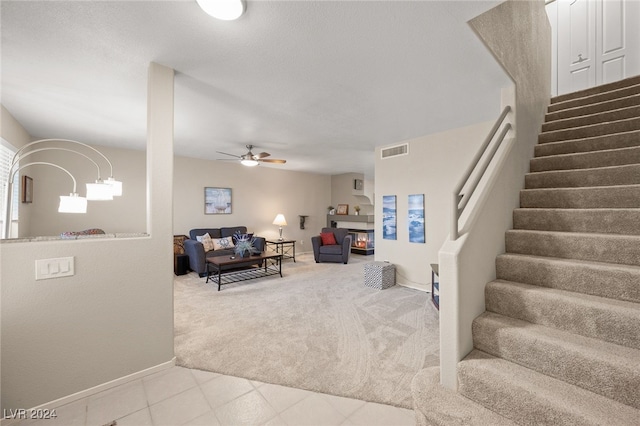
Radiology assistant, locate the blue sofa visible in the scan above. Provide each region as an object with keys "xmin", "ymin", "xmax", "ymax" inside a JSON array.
[{"xmin": 184, "ymin": 226, "xmax": 266, "ymax": 277}]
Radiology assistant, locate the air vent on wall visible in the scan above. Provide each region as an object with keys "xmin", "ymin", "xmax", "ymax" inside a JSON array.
[{"xmin": 381, "ymin": 143, "xmax": 408, "ymax": 159}]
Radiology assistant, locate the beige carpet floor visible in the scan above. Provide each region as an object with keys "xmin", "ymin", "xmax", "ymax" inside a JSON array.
[{"xmin": 174, "ymin": 253, "xmax": 440, "ymax": 408}]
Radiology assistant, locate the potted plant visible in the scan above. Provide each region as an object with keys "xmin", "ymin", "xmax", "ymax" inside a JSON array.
[
  {"xmin": 328, "ymin": 205, "xmax": 335, "ymax": 215},
  {"xmin": 234, "ymin": 232, "xmax": 260, "ymax": 257},
  {"xmin": 354, "ymin": 205, "xmax": 361, "ymax": 215}
]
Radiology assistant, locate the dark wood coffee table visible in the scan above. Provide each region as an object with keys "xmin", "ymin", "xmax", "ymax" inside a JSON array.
[{"xmin": 205, "ymin": 251, "xmax": 283, "ymax": 291}]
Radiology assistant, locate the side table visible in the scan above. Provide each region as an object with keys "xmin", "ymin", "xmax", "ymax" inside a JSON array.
[{"xmin": 265, "ymin": 239, "xmax": 296, "ymax": 262}]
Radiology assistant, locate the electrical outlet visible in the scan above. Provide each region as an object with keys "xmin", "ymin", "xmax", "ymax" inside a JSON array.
[{"xmin": 35, "ymin": 257, "xmax": 74, "ymax": 280}]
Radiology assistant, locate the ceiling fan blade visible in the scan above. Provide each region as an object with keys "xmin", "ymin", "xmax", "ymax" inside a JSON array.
[
  {"xmin": 259, "ymin": 158, "xmax": 286, "ymax": 164},
  {"xmin": 254, "ymin": 152, "xmax": 271, "ymax": 159},
  {"xmin": 215, "ymin": 151, "xmax": 241, "ymax": 158}
]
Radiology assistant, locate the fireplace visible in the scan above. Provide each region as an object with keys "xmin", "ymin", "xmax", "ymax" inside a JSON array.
[{"xmin": 348, "ymin": 229, "xmax": 374, "ymax": 255}]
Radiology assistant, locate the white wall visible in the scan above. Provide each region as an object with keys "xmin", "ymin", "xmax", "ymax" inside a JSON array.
[
  {"xmin": 330, "ymin": 173, "xmax": 373, "ymax": 216},
  {"xmin": 0, "ymin": 63, "xmax": 175, "ymax": 411},
  {"xmin": 374, "ymin": 121, "xmax": 493, "ymax": 290},
  {"xmin": 173, "ymin": 157, "xmax": 331, "ymax": 253},
  {"xmin": 438, "ymin": 0, "xmax": 551, "ymax": 389},
  {"xmin": 1, "ymin": 105, "xmax": 33, "ymax": 236}
]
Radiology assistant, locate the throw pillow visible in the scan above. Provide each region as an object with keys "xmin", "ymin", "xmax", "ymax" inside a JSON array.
[
  {"xmin": 196, "ymin": 233, "xmax": 215, "ymax": 252},
  {"xmin": 320, "ymin": 232, "xmax": 337, "ymax": 246},
  {"xmin": 213, "ymin": 236, "xmax": 235, "ymax": 251}
]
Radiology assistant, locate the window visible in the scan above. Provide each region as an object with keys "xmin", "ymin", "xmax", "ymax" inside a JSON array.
[{"xmin": 0, "ymin": 140, "xmax": 19, "ymax": 236}]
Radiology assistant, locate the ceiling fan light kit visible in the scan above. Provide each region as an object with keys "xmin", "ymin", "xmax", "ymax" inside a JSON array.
[
  {"xmin": 217, "ymin": 145, "xmax": 287, "ymax": 167},
  {"xmin": 196, "ymin": 0, "xmax": 245, "ymax": 20}
]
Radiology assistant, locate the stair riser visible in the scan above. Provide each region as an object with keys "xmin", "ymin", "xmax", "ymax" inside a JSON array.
[
  {"xmin": 520, "ymin": 186, "xmax": 640, "ymax": 209},
  {"xmin": 473, "ymin": 315, "xmax": 640, "ymax": 408},
  {"xmin": 546, "ymin": 94, "xmax": 640, "ymax": 122},
  {"xmin": 505, "ymin": 230, "xmax": 640, "ymax": 266},
  {"xmin": 496, "ymin": 255, "xmax": 640, "ymax": 303},
  {"xmin": 542, "ymin": 105, "xmax": 640, "ymax": 133},
  {"xmin": 534, "ymin": 131, "xmax": 640, "ymax": 157},
  {"xmin": 513, "ymin": 209, "xmax": 640, "ymax": 235},
  {"xmin": 538, "ymin": 117, "xmax": 640, "ymax": 144},
  {"xmin": 551, "ymin": 78, "xmax": 640, "ymax": 108},
  {"xmin": 485, "ymin": 281, "xmax": 640, "ymax": 349},
  {"xmin": 525, "ymin": 164, "xmax": 640, "ymax": 189},
  {"xmin": 530, "ymin": 146, "xmax": 640, "ymax": 172}
]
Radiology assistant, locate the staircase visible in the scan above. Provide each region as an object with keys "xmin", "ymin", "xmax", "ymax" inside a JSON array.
[{"xmin": 412, "ymin": 75, "xmax": 640, "ymax": 425}]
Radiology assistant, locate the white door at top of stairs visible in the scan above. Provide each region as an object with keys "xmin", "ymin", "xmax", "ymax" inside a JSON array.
[{"xmin": 554, "ymin": 0, "xmax": 640, "ymax": 96}]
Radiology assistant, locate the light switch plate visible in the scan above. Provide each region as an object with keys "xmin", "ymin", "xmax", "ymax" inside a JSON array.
[{"xmin": 35, "ymin": 257, "xmax": 74, "ymax": 280}]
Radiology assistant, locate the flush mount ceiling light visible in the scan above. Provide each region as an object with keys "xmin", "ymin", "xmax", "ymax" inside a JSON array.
[{"xmin": 196, "ymin": 0, "xmax": 245, "ymax": 20}]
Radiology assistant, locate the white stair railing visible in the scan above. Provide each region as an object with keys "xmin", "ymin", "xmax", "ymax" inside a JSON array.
[{"xmin": 451, "ymin": 106, "xmax": 512, "ymax": 240}]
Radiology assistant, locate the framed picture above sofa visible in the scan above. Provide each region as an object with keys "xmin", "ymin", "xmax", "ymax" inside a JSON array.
[{"xmin": 205, "ymin": 187, "xmax": 232, "ymax": 214}]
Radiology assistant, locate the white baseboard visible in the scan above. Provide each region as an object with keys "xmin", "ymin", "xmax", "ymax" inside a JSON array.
[{"xmin": 0, "ymin": 357, "xmax": 176, "ymax": 426}]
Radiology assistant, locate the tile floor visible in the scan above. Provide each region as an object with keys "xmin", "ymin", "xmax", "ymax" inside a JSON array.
[{"xmin": 16, "ymin": 366, "xmax": 416, "ymax": 426}]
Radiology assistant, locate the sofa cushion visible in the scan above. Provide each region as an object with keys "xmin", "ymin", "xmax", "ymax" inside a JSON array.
[
  {"xmin": 319, "ymin": 244, "xmax": 344, "ymax": 255},
  {"xmin": 196, "ymin": 233, "xmax": 215, "ymax": 252},
  {"xmin": 320, "ymin": 232, "xmax": 337, "ymax": 246},
  {"xmin": 221, "ymin": 226, "xmax": 248, "ymax": 238},
  {"xmin": 213, "ymin": 236, "xmax": 235, "ymax": 251}
]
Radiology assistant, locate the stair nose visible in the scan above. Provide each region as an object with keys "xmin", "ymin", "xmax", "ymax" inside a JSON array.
[
  {"xmin": 538, "ymin": 117, "xmax": 640, "ymax": 144},
  {"xmin": 457, "ymin": 350, "xmax": 640, "ymax": 426},
  {"xmin": 546, "ymin": 93, "xmax": 640, "ymax": 122},
  {"xmin": 542, "ymin": 105, "xmax": 640, "ymax": 133},
  {"xmin": 496, "ymin": 254, "xmax": 640, "ymax": 303},
  {"xmin": 530, "ymin": 145, "xmax": 640, "ymax": 172},
  {"xmin": 485, "ymin": 280, "xmax": 640, "ymax": 349},
  {"xmin": 525, "ymin": 164, "xmax": 640, "ymax": 189},
  {"xmin": 520, "ymin": 185, "xmax": 640, "ymax": 209},
  {"xmin": 534, "ymin": 130, "xmax": 640, "ymax": 157},
  {"xmin": 473, "ymin": 312, "xmax": 640, "ymax": 409},
  {"xmin": 550, "ymin": 75, "xmax": 640, "ymax": 106},
  {"xmin": 505, "ymin": 229, "xmax": 640, "ymax": 266},
  {"xmin": 513, "ymin": 208, "xmax": 640, "ymax": 235}
]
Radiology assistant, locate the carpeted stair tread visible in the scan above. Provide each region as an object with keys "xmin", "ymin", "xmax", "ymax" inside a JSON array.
[
  {"xmin": 538, "ymin": 116, "xmax": 640, "ymax": 144},
  {"xmin": 513, "ymin": 208, "xmax": 640, "ymax": 235},
  {"xmin": 530, "ymin": 145, "xmax": 640, "ymax": 172},
  {"xmin": 411, "ymin": 367, "xmax": 516, "ymax": 426},
  {"xmin": 549, "ymin": 83, "xmax": 640, "ymax": 114},
  {"xmin": 542, "ymin": 104, "xmax": 640, "ymax": 132},
  {"xmin": 546, "ymin": 93, "xmax": 640, "ymax": 122},
  {"xmin": 534, "ymin": 130, "xmax": 640, "ymax": 156},
  {"xmin": 496, "ymin": 253, "xmax": 640, "ymax": 303},
  {"xmin": 505, "ymin": 229, "xmax": 640, "ymax": 266},
  {"xmin": 472, "ymin": 311, "xmax": 640, "ymax": 408},
  {"xmin": 485, "ymin": 280, "xmax": 640, "ymax": 349},
  {"xmin": 525, "ymin": 163, "xmax": 640, "ymax": 189},
  {"xmin": 551, "ymin": 75, "xmax": 640, "ymax": 105},
  {"xmin": 457, "ymin": 350, "xmax": 640, "ymax": 426},
  {"xmin": 520, "ymin": 185, "xmax": 640, "ymax": 208}
]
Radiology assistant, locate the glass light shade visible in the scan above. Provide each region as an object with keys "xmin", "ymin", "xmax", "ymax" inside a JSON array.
[
  {"xmin": 240, "ymin": 159, "xmax": 259, "ymax": 167},
  {"xmin": 272, "ymin": 214, "xmax": 287, "ymax": 226},
  {"xmin": 59, "ymin": 193, "xmax": 87, "ymax": 213},
  {"xmin": 106, "ymin": 177, "xmax": 123, "ymax": 196},
  {"xmin": 196, "ymin": 0, "xmax": 245, "ymax": 20},
  {"xmin": 86, "ymin": 181, "xmax": 114, "ymax": 200}
]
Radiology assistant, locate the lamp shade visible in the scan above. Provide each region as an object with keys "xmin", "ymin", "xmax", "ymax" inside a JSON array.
[
  {"xmin": 59, "ymin": 193, "xmax": 87, "ymax": 213},
  {"xmin": 196, "ymin": 0, "xmax": 245, "ymax": 20},
  {"xmin": 272, "ymin": 214, "xmax": 287, "ymax": 226},
  {"xmin": 106, "ymin": 177, "xmax": 123, "ymax": 196},
  {"xmin": 86, "ymin": 181, "xmax": 113, "ymax": 200}
]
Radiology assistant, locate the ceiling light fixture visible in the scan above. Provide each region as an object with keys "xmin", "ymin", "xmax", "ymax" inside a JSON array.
[
  {"xmin": 240, "ymin": 158, "xmax": 259, "ymax": 167},
  {"xmin": 196, "ymin": 0, "xmax": 245, "ymax": 20}
]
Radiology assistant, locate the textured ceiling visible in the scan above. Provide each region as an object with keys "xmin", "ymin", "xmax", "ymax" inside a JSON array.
[{"xmin": 1, "ymin": 0, "xmax": 509, "ymax": 176}]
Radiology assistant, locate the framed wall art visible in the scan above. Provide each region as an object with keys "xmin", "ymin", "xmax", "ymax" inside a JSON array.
[
  {"xmin": 336, "ymin": 204, "xmax": 349, "ymax": 215},
  {"xmin": 408, "ymin": 194, "xmax": 425, "ymax": 243},
  {"xmin": 22, "ymin": 175, "xmax": 33, "ymax": 203},
  {"xmin": 204, "ymin": 187, "xmax": 232, "ymax": 214},
  {"xmin": 382, "ymin": 195, "xmax": 397, "ymax": 240}
]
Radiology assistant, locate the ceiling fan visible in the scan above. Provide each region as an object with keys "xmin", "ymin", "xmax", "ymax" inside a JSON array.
[{"xmin": 216, "ymin": 145, "xmax": 287, "ymax": 167}]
